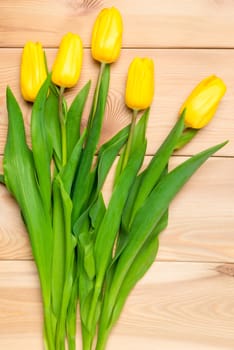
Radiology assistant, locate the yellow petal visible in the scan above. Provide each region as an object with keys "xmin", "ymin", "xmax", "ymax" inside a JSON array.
[
  {"xmin": 125, "ymin": 57, "xmax": 155, "ymax": 110},
  {"xmin": 91, "ymin": 7, "xmax": 123, "ymax": 64},
  {"xmin": 180, "ymin": 75, "xmax": 226, "ymax": 129},
  {"xmin": 52, "ymin": 32, "xmax": 83, "ymax": 88},
  {"xmin": 20, "ymin": 41, "xmax": 47, "ymax": 102}
]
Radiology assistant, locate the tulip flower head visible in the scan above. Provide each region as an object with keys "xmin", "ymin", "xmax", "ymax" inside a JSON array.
[
  {"xmin": 20, "ymin": 41, "xmax": 47, "ymax": 102},
  {"xmin": 52, "ymin": 32, "xmax": 83, "ymax": 88},
  {"xmin": 125, "ymin": 57, "xmax": 155, "ymax": 111},
  {"xmin": 180, "ymin": 75, "xmax": 226, "ymax": 129},
  {"xmin": 91, "ymin": 7, "xmax": 123, "ymax": 64}
]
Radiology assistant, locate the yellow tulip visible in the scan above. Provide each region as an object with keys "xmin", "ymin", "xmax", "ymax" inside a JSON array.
[
  {"xmin": 91, "ymin": 7, "xmax": 123, "ymax": 64},
  {"xmin": 125, "ymin": 57, "xmax": 154, "ymax": 110},
  {"xmin": 180, "ymin": 75, "xmax": 226, "ymax": 129},
  {"xmin": 20, "ymin": 41, "xmax": 47, "ymax": 102},
  {"xmin": 52, "ymin": 32, "xmax": 83, "ymax": 88}
]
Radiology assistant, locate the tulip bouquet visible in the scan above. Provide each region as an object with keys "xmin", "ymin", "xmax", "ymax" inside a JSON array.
[{"xmin": 2, "ymin": 6, "xmax": 227, "ymax": 350}]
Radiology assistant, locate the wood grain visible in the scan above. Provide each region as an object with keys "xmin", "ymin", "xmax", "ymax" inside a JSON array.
[
  {"xmin": 1, "ymin": 0, "xmax": 234, "ymax": 48},
  {"xmin": 0, "ymin": 48, "xmax": 233, "ymax": 156},
  {"xmin": 0, "ymin": 260, "xmax": 234, "ymax": 350},
  {"xmin": 0, "ymin": 156, "xmax": 233, "ymax": 262},
  {"xmin": 0, "ymin": 1, "xmax": 234, "ymax": 349}
]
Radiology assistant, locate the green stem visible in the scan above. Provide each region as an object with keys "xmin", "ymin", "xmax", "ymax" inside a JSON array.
[
  {"xmin": 95, "ymin": 326, "xmax": 110, "ymax": 350},
  {"xmin": 43, "ymin": 306, "xmax": 55, "ymax": 350},
  {"xmin": 55, "ymin": 256, "xmax": 74, "ymax": 350},
  {"xmin": 87, "ymin": 281, "xmax": 101, "ymax": 332},
  {"xmin": 59, "ymin": 87, "xmax": 67, "ymax": 166},
  {"xmin": 36, "ymin": 261, "xmax": 55, "ymax": 350},
  {"xmin": 121, "ymin": 109, "xmax": 138, "ymax": 171},
  {"xmin": 88, "ymin": 62, "xmax": 106, "ymax": 130},
  {"xmin": 80, "ymin": 280, "xmax": 102, "ymax": 350},
  {"xmin": 81, "ymin": 325, "xmax": 94, "ymax": 350},
  {"xmin": 71, "ymin": 62, "xmax": 108, "ymax": 223},
  {"xmin": 66, "ymin": 272, "xmax": 78, "ymax": 350},
  {"xmin": 40, "ymin": 281, "xmax": 55, "ymax": 350},
  {"xmin": 174, "ymin": 127, "xmax": 198, "ymax": 150}
]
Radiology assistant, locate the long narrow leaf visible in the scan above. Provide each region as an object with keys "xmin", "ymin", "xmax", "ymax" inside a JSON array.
[
  {"xmin": 31, "ymin": 76, "xmax": 52, "ymax": 213},
  {"xmin": 115, "ymin": 166, "xmax": 168, "ymax": 261},
  {"xmin": 54, "ymin": 176, "xmax": 76, "ymax": 348},
  {"xmin": 85, "ymin": 140, "xmax": 146, "ymax": 333},
  {"xmin": 51, "ymin": 180, "xmax": 66, "ymax": 318},
  {"xmin": 97, "ymin": 237, "xmax": 159, "ymax": 348},
  {"xmin": 105, "ymin": 141, "xmax": 227, "ymax": 316},
  {"xmin": 114, "ymin": 109, "xmax": 149, "ymax": 185},
  {"xmin": 66, "ymin": 81, "xmax": 91, "ymax": 159},
  {"xmin": 122, "ymin": 113, "xmax": 185, "ymax": 230},
  {"xmin": 61, "ymin": 129, "xmax": 87, "ymax": 194},
  {"xmin": 4, "ymin": 87, "xmax": 53, "ymax": 289},
  {"xmin": 95, "ymin": 125, "xmax": 130, "ymax": 194},
  {"xmin": 72, "ymin": 65, "xmax": 110, "ymax": 223},
  {"xmin": 94, "ymin": 141, "xmax": 147, "ymax": 289},
  {"xmin": 89, "ymin": 194, "xmax": 106, "ymax": 231},
  {"xmin": 102, "ymin": 210, "xmax": 168, "ymax": 331},
  {"xmin": 44, "ymin": 87, "xmax": 62, "ymax": 167}
]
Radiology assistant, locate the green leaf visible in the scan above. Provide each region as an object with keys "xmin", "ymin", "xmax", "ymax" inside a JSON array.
[
  {"xmin": 95, "ymin": 124, "xmax": 130, "ymax": 194},
  {"xmin": 78, "ymin": 254, "xmax": 95, "ymax": 326},
  {"xmin": 66, "ymin": 81, "xmax": 91, "ymax": 159},
  {"xmin": 44, "ymin": 86, "xmax": 62, "ymax": 166},
  {"xmin": 79, "ymin": 231, "xmax": 96, "ymax": 280},
  {"xmin": 73, "ymin": 208, "xmax": 91, "ymax": 239},
  {"xmin": 94, "ymin": 140, "xmax": 147, "ymax": 291},
  {"xmin": 110, "ymin": 210, "xmax": 168, "ymax": 324},
  {"xmin": 98, "ymin": 237, "xmax": 159, "ymax": 341},
  {"xmin": 73, "ymin": 193, "xmax": 106, "ymax": 248},
  {"xmin": 0, "ymin": 174, "xmax": 5, "ymax": 185},
  {"xmin": 75, "ymin": 125, "xmax": 130, "ymax": 225},
  {"xmin": 61, "ymin": 129, "xmax": 87, "ymax": 195},
  {"xmin": 85, "ymin": 139, "xmax": 146, "ymax": 334},
  {"xmin": 131, "ymin": 109, "xmax": 149, "ymax": 153},
  {"xmin": 51, "ymin": 180, "xmax": 66, "ymax": 317},
  {"xmin": 66, "ymin": 268, "xmax": 79, "ymax": 350},
  {"xmin": 95, "ymin": 211, "xmax": 168, "ymax": 350},
  {"xmin": 78, "ymin": 227, "xmax": 99, "ymax": 340},
  {"xmin": 175, "ymin": 128, "xmax": 198, "ymax": 150},
  {"xmin": 122, "ymin": 113, "xmax": 185, "ymax": 230},
  {"xmin": 104, "ymin": 140, "xmax": 227, "ymax": 320},
  {"xmin": 31, "ymin": 75, "xmax": 52, "ymax": 213},
  {"xmin": 89, "ymin": 194, "xmax": 106, "ymax": 231},
  {"xmin": 114, "ymin": 109, "xmax": 149, "ymax": 186},
  {"xmin": 114, "ymin": 168, "xmax": 168, "ymax": 268},
  {"xmin": 78, "ymin": 249, "xmax": 99, "ymax": 343},
  {"xmin": 72, "ymin": 64, "xmax": 110, "ymax": 223},
  {"xmin": 52, "ymin": 175, "xmax": 76, "ymax": 348},
  {"xmin": 4, "ymin": 87, "xmax": 53, "ymax": 289}
]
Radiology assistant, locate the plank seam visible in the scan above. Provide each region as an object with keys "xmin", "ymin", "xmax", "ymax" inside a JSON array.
[{"xmin": 0, "ymin": 258, "xmax": 233, "ymax": 264}]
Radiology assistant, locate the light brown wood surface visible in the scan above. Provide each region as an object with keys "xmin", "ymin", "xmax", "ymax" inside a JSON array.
[
  {"xmin": 1, "ymin": 261, "xmax": 234, "ymax": 350},
  {"xmin": 0, "ymin": 1, "xmax": 233, "ymax": 349}
]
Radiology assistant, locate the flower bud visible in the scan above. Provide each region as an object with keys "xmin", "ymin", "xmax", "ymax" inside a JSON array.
[
  {"xmin": 20, "ymin": 41, "xmax": 47, "ymax": 102},
  {"xmin": 91, "ymin": 7, "xmax": 123, "ymax": 64},
  {"xmin": 180, "ymin": 75, "xmax": 226, "ymax": 129},
  {"xmin": 125, "ymin": 57, "xmax": 154, "ymax": 110},
  {"xmin": 52, "ymin": 32, "xmax": 83, "ymax": 88}
]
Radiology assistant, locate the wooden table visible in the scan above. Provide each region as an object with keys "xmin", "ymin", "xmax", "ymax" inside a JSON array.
[{"xmin": 0, "ymin": 1, "xmax": 234, "ymax": 349}]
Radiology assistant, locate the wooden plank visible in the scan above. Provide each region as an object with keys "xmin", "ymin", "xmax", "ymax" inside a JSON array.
[
  {"xmin": 1, "ymin": 0, "xmax": 234, "ymax": 48},
  {"xmin": 0, "ymin": 48, "xmax": 233, "ymax": 156},
  {"xmin": 0, "ymin": 2, "xmax": 233, "ymax": 350},
  {"xmin": 0, "ymin": 260, "xmax": 234, "ymax": 349},
  {"xmin": 0, "ymin": 156, "xmax": 233, "ymax": 262}
]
